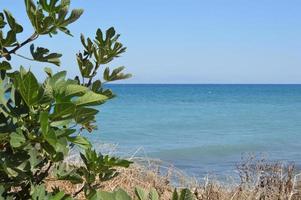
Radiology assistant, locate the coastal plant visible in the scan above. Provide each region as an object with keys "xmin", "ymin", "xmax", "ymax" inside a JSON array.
[
  {"xmin": 135, "ymin": 187, "xmax": 159, "ymax": 200},
  {"xmin": 86, "ymin": 187, "xmax": 195, "ymax": 200},
  {"xmin": 171, "ymin": 188, "xmax": 195, "ymax": 200},
  {"xmin": 0, "ymin": 0, "xmax": 132, "ymax": 199},
  {"xmin": 134, "ymin": 187, "xmax": 195, "ymax": 200}
]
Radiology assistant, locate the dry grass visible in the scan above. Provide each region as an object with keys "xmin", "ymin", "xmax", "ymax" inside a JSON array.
[
  {"xmin": 45, "ymin": 162, "xmax": 174, "ymax": 199},
  {"xmin": 193, "ymin": 155, "xmax": 301, "ymax": 200},
  {"xmin": 45, "ymin": 154, "xmax": 301, "ymax": 200}
]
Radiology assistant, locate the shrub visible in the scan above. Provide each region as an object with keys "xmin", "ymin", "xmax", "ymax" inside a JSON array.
[
  {"xmin": 0, "ymin": 0, "xmax": 132, "ymax": 199},
  {"xmin": 88, "ymin": 187, "xmax": 195, "ymax": 200},
  {"xmin": 0, "ymin": 1, "xmax": 197, "ymax": 199}
]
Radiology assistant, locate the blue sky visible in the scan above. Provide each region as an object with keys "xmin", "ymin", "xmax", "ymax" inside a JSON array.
[{"xmin": 2, "ymin": 0, "xmax": 301, "ymax": 83}]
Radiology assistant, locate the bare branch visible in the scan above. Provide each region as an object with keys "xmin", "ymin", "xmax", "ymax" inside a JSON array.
[{"xmin": 2, "ymin": 32, "xmax": 39, "ymax": 59}]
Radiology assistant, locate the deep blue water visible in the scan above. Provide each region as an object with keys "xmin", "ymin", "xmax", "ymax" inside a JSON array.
[{"xmin": 91, "ymin": 84, "xmax": 301, "ymax": 177}]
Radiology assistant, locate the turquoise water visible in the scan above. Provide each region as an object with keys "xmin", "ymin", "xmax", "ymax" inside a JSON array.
[{"xmin": 92, "ymin": 84, "xmax": 301, "ymax": 177}]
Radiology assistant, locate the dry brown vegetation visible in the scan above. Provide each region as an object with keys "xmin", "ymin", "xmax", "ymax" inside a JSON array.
[{"xmin": 45, "ymin": 155, "xmax": 301, "ymax": 200}]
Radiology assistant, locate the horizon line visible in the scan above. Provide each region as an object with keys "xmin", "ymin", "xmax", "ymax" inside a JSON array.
[{"xmin": 106, "ymin": 83, "xmax": 301, "ymax": 85}]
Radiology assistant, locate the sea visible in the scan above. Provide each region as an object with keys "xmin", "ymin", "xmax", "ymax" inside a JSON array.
[{"xmin": 89, "ymin": 84, "xmax": 301, "ymax": 178}]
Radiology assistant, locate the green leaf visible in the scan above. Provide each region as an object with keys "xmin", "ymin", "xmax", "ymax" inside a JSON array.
[
  {"xmin": 51, "ymin": 102, "xmax": 75, "ymax": 119},
  {"xmin": 55, "ymin": 8, "xmax": 84, "ymax": 36},
  {"xmin": 57, "ymin": 26, "xmax": 72, "ymax": 36},
  {"xmin": 17, "ymin": 70, "xmax": 41, "ymax": 106},
  {"xmin": 55, "ymin": 129, "xmax": 76, "ymax": 137},
  {"xmin": 103, "ymin": 66, "xmax": 132, "ymax": 82},
  {"xmin": 67, "ymin": 136, "xmax": 91, "ymax": 149},
  {"xmin": 54, "ymin": 163, "xmax": 83, "ymax": 184},
  {"xmin": 49, "ymin": 191, "xmax": 66, "ymax": 200},
  {"xmin": 45, "ymin": 71, "xmax": 68, "ymax": 97},
  {"xmin": 30, "ymin": 184, "xmax": 47, "ymax": 200},
  {"xmin": 2, "ymin": 30, "xmax": 17, "ymax": 46},
  {"xmin": 95, "ymin": 28, "xmax": 104, "ymax": 45},
  {"xmin": 0, "ymin": 13, "xmax": 7, "ymax": 29},
  {"xmin": 0, "ymin": 186, "xmax": 5, "ymax": 200},
  {"xmin": 60, "ymin": 0, "xmax": 71, "ymax": 10},
  {"xmin": 103, "ymin": 67, "xmax": 110, "ymax": 81},
  {"xmin": 27, "ymin": 147, "xmax": 41, "ymax": 170},
  {"xmin": 135, "ymin": 187, "xmax": 147, "ymax": 200},
  {"xmin": 9, "ymin": 129, "xmax": 25, "ymax": 148},
  {"xmin": 64, "ymin": 84, "xmax": 87, "ymax": 96},
  {"xmin": 91, "ymin": 80, "xmax": 101, "ymax": 92},
  {"xmin": 55, "ymin": 137, "xmax": 69, "ymax": 155},
  {"xmin": 6, "ymin": 167, "xmax": 18, "ymax": 177},
  {"xmin": 0, "ymin": 61, "xmax": 11, "ymax": 70},
  {"xmin": 43, "ymin": 131, "xmax": 68, "ymax": 157},
  {"xmin": 38, "ymin": 0, "xmax": 60, "ymax": 13},
  {"xmin": 104, "ymin": 155, "xmax": 132, "ymax": 168},
  {"xmin": 76, "ymin": 54, "xmax": 94, "ymax": 78},
  {"xmin": 96, "ymin": 191, "xmax": 115, "ymax": 200},
  {"xmin": 50, "ymin": 119, "xmax": 72, "ymax": 127},
  {"xmin": 30, "ymin": 44, "xmax": 62, "ymax": 66},
  {"xmin": 24, "ymin": 0, "xmax": 83, "ymax": 36},
  {"xmin": 92, "ymin": 189, "xmax": 132, "ymax": 200},
  {"xmin": 48, "ymin": 71, "xmax": 67, "ymax": 87},
  {"xmin": 57, "ymin": 172, "xmax": 83, "ymax": 185},
  {"xmin": 149, "ymin": 188, "xmax": 159, "ymax": 200},
  {"xmin": 75, "ymin": 91, "xmax": 107, "ymax": 106},
  {"xmin": 106, "ymin": 27, "xmax": 116, "ymax": 40},
  {"xmin": 4, "ymin": 10, "xmax": 23, "ymax": 33},
  {"xmin": 61, "ymin": 9, "xmax": 83, "ymax": 26},
  {"xmin": 115, "ymin": 189, "xmax": 132, "ymax": 200},
  {"xmin": 40, "ymin": 112, "xmax": 49, "ymax": 136},
  {"xmin": 25, "ymin": 0, "xmax": 37, "ymax": 28},
  {"xmin": 44, "ymin": 67, "xmax": 53, "ymax": 77},
  {"xmin": 172, "ymin": 189, "xmax": 179, "ymax": 200},
  {"xmin": 74, "ymin": 107, "xmax": 98, "ymax": 124},
  {"xmin": 42, "ymin": 128, "xmax": 58, "ymax": 152},
  {"xmin": 179, "ymin": 189, "xmax": 195, "ymax": 200}
]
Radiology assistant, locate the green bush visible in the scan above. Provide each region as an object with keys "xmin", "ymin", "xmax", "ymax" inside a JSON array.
[
  {"xmin": 0, "ymin": 1, "xmax": 196, "ymax": 199},
  {"xmin": 90, "ymin": 187, "xmax": 195, "ymax": 200},
  {"xmin": 0, "ymin": 0, "xmax": 132, "ymax": 199}
]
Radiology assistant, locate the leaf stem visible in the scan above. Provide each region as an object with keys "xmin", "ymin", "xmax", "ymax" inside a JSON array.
[
  {"xmin": 14, "ymin": 53, "xmax": 35, "ymax": 61},
  {"xmin": 73, "ymin": 185, "xmax": 85, "ymax": 197}
]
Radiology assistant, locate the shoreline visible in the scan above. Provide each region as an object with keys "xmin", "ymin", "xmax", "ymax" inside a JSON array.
[{"xmin": 48, "ymin": 153, "xmax": 301, "ymax": 199}]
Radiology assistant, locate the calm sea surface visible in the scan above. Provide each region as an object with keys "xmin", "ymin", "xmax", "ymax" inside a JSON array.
[{"xmin": 90, "ymin": 84, "xmax": 301, "ymax": 177}]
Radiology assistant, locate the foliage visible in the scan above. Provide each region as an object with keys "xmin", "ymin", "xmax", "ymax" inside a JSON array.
[
  {"xmin": 0, "ymin": 0, "xmax": 132, "ymax": 199},
  {"xmin": 171, "ymin": 188, "xmax": 195, "ymax": 200},
  {"xmin": 135, "ymin": 187, "xmax": 159, "ymax": 200},
  {"xmin": 86, "ymin": 187, "xmax": 195, "ymax": 200}
]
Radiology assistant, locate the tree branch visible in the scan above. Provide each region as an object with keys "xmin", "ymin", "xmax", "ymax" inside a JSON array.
[
  {"xmin": 6, "ymin": 32, "xmax": 39, "ymax": 56},
  {"xmin": 73, "ymin": 184, "xmax": 85, "ymax": 197},
  {"xmin": 35, "ymin": 161, "xmax": 53, "ymax": 184}
]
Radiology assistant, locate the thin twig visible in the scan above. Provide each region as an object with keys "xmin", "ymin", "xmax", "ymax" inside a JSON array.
[
  {"xmin": 73, "ymin": 184, "xmax": 85, "ymax": 197},
  {"xmin": 9, "ymin": 32, "xmax": 39, "ymax": 55},
  {"xmin": 36, "ymin": 161, "xmax": 53, "ymax": 184},
  {"xmin": 14, "ymin": 53, "xmax": 35, "ymax": 61},
  {"xmin": 2, "ymin": 32, "xmax": 39, "ymax": 59}
]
